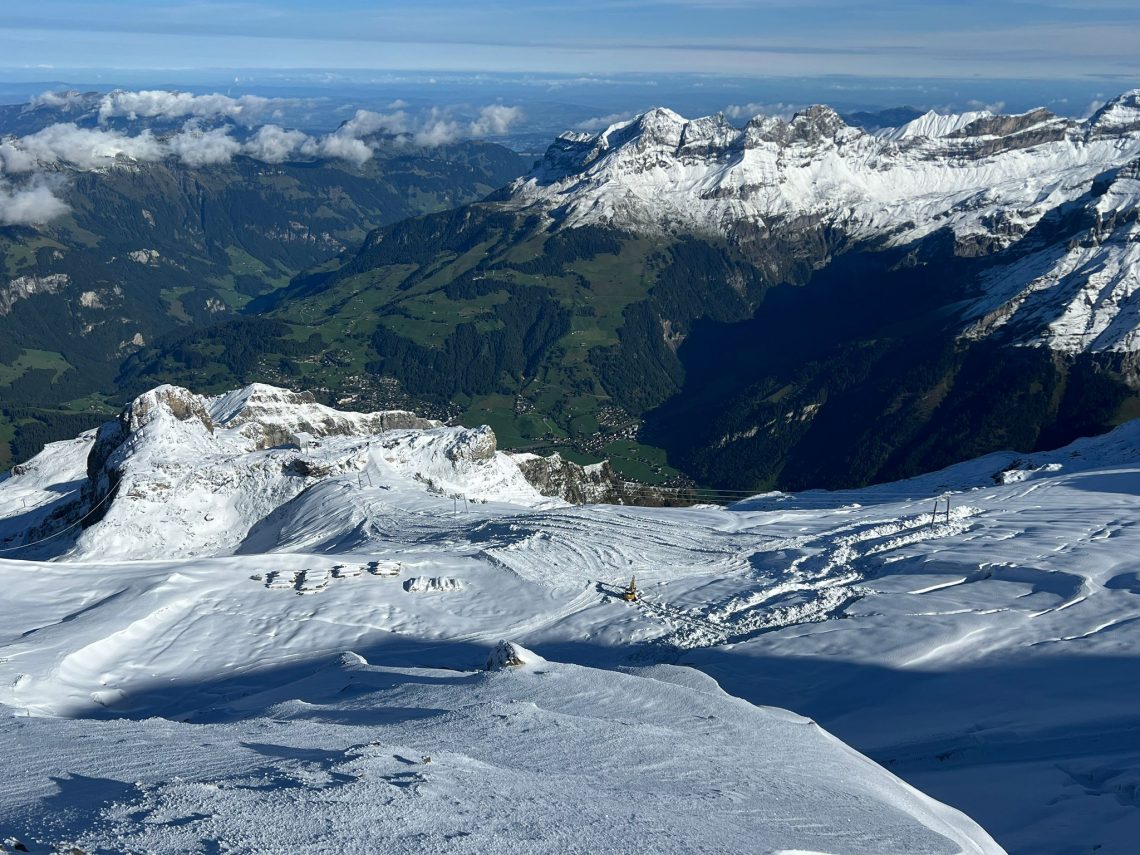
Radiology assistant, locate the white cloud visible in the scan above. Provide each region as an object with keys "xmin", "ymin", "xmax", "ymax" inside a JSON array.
[
  {"xmin": 0, "ymin": 140, "xmax": 39, "ymax": 174},
  {"xmin": 340, "ymin": 108, "xmax": 411, "ymax": 138},
  {"xmin": 0, "ymin": 93, "xmax": 523, "ymax": 201},
  {"xmin": 309, "ymin": 132, "xmax": 373, "ymax": 166},
  {"xmin": 0, "ymin": 123, "xmax": 165, "ymax": 172},
  {"xmin": 241, "ymin": 124, "xmax": 310, "ymax": 163},
  {"xmin": 96, "ymin": 90, "xmax": 281, "ymax": 125},
  {"xmin": 576, "ymin": 111, "xmax": 635, "ymax": 131},
  {"xmin": 469, "ymin": 104, "xmax": 523, "ymax": 136},
  {"xmin": 166, "ymin": 126, "xmax": 242, "ymax": 167},
  {"xmin": 0, "ymin": 91, "xmax": 525, "ymax": 225},
  {"xmin": 27, "ymin": 90, "xmax": 90, "ymax": 112},
  {"xmin": 0, "ymin": 179, "xmax": 68, "ymax": 226},
  {"xmin": 724, "ymin": 102, "xmax": 799, "ymax": 121},
  {"xmin": 966, "ymin": 100, "xmax": 1006, "ymax": 114},
  {"xmin": 318, "ymin": 103, "xmax": 522, "ymax": 155},
  {"xmin": 414, "ymin": 117, "xmax": 464, "ymax": 147},
  {"xmin": 0, "ymin": 122, "xmax": 243, "ymax": 173}
]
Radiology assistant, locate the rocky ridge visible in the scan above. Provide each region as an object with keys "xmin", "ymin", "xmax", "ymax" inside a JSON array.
[
  {"xmin": 501, "ymin": 91, "xmax": 1140, "ymax": 356},
  {"xmin": 508, "ymin": 92, "xmax": 1140, "ymax": 250}
]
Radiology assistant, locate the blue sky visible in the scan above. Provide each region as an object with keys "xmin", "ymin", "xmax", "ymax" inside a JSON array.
[{"xmin": 4, "ymin": 0, "xmax": 1140, "ymax": 78}]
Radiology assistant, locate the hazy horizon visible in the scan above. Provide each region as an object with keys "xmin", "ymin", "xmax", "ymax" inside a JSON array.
[{"xmin": 6, "ymin": 1, "xmax": 1140, "ymax": 79}]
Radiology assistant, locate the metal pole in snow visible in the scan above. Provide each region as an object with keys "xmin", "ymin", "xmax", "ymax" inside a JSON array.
[{"xmin": 946, "ymin": 496, "xmax": 951, "ymax": 524}]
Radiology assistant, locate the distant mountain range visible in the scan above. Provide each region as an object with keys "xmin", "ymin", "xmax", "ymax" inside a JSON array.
[{"xmin": 6, "ymin": 90, "xmax": 1140, "ymax": 489}]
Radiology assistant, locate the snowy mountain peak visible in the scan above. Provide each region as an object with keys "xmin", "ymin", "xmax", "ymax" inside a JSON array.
[
  {"xmin": 501, "ymin": 90, "xmax": 1140, "ymax": 354},
  {"xmin": 122, "ymin": 383, "xmax": 216, "ymax": 434},
  {"xmin": 1088, "ymin": 89, "xmax": 1140, "ymax": 135},
  {"xmin": 879, "ymin": 108, "xmax": 994, "ymax": 140},
  {"xmin": 509, "ymin": 95, "xmax": 1140, "ymax": 241}
]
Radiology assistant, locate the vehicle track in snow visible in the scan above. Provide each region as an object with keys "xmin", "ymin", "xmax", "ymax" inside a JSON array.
[
  {"xmin": 639, "ymin": 507, "xmax": 983, "ymax": 650},
  {"xmin": 464, "ymin": 506, "xmax": 756, "ymax": 586}
]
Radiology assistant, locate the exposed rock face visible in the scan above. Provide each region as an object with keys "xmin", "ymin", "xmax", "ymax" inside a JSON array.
[
  {"xmin": 123, "ymin": 385, "xmax": 216, "ymax": 434},
  {"xmin": 510, "ymin": 452, "xmax": 685, "ymax": 505},
  {"xmin": 207, "ymin": 384, "xmax": 440, "ymax": 450},
  {"xmin": 961, "ymin": 157, "xmax": 1140, "ymax": 352},
  {"xmin": 0, "ymin": 273, "xmax": 70, "ymax": 315},
  {"xmin": 512, "ymin": 452, "xmax": 621, "ymax": 503},
  {"xmin": 444, "ymin": 425, "xmax": 496, "ymax": 463}
]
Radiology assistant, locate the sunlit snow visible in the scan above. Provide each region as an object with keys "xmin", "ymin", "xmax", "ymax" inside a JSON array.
[{"xmin": 3, "ymin": 384, "xmax": 1140, "ymax": 852}]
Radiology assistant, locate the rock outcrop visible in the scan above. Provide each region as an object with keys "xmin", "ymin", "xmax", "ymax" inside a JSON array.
[
  {"xmin": 485, "ymin": 640, "xmax": 542, "ymax": 671},
  {"xmin": 0, "ymin": 273, "xmax": 70, "ymax": 315}
]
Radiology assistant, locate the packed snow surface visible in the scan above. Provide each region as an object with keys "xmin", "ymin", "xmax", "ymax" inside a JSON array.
[{"xmin": 4, "ymin": 384, "xmax": 1140, "ymax": 852}]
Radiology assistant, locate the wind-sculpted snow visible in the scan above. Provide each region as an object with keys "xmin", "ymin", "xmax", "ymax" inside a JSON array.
[
  {"xmin": 0, "ymin": 653, "xmax": 1000, "ymax": 855},
  {"xmin": 6, "ymin": 389, "xmax": 1140, "ymax": 850}
]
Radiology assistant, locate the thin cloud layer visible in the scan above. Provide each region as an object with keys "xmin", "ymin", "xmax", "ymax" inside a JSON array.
[
  {"xmin": 723, "ymin": 102, "xmax": 800, "ymax": 121},
  {"xmin": 0, "ymin": 90, "xmax": 525, "ymax": 224}
]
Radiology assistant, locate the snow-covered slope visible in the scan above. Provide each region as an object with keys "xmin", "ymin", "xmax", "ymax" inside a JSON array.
[
  {"xmin": 6, "ymin": 386, "xmax": 1140, "ymax": 851},
  {"xmin": 504, "ymin": 91, "xmax": 1140, "ymax": 354},
  {"xmin": 964, "ymin": 156, "xmax": 1140, "ymax": 351},
  {"xmin": 0, "ymin": 383, "xmax": 554, "ymax": 561},
  {"xmin": 0, "ymin": 650, "xmax": 1000, "ymax": 855},
  {"xmin": 877, "ymin": 108, "xmax": 994, "ymax": 141}
]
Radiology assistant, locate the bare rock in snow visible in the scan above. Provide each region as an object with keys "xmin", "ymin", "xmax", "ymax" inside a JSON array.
[
  {"xmin": 403, "ymin": 576, "xmax": 464, "ymax": 593},
  {"xmin": 444, "ymin": 425, "xmax": 496, "ymax": 463},
  {"xmin": 123, "ymin": 385, "xmax": 216, "ymax": 434},
  {"xmin": 485, "ymin": 640, "xmax": 542, "ymax": 671}
]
